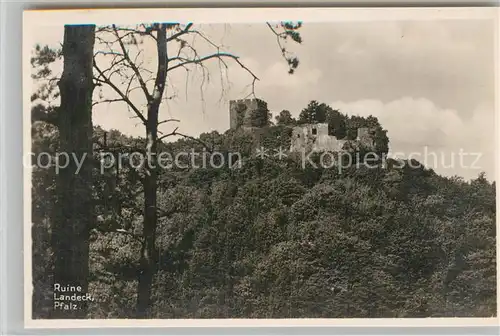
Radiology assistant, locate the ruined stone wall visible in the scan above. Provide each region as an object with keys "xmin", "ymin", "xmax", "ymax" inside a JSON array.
[
  {"xmin": 290, "ymin": 123, "xmax": 347, "ymax": 152},
  {"xmin": 314, "ymin": 135, "xmax": 347, "ymax": 152},
  {"xmin": 290, "ymin": 124, "xmax": 373, "ymax": 153}
]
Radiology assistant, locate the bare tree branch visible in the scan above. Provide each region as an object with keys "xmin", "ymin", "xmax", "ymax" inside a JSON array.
[
  {"xmin": 158, "ymin": 127, "xmax": 179, "ymax": 141},
  {"xmin": 167, "ymin": 52, "xmax": 259, "ymax": 96},
  {"xmin": 166, "ymin": 23, "xmax": 194, "ymax": 42},
  {"xmin": 92, "ymin": 98, "xmax": 126, "ymax": 107},
  {"xmin": 94, "ymin": 51, "xmax": 123, "ymax": 57},
  {"xmin": 158, "ymin": 118, "xmax": 180, "ymax": 126},
  {"xmin": 266, "ymin": 22, "xmax": 289, "ymax": 66},
  {"xmin": 266, "ymin": 22, "xmax": 301, "ymax": 74},
  {"xmin": 159, "ymin": 127, "xmax": 213, "ymax": 152},
  {"xmin": 94, "ymin": 62, "xmax": 147, "ymax": 125},
  {"xmin": 112, "ymin": 25, "xmax": 152, "ymax": 101}
]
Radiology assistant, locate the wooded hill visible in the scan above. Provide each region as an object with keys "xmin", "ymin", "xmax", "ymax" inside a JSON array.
[{"xmin": 32, "ymin": 110, "xmax": 496, "ymax": 318}]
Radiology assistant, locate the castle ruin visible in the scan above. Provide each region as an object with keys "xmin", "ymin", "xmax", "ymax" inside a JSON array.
[
  {"xmin": 290, "ymin": 124, "xmax": 373, "ymax": 153},
  {"xmin": 229, "ymin": 99, "xmax": 375, "ymax": 153}
]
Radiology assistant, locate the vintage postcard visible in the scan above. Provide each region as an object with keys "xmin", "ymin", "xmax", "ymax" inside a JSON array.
[{"xmin": 23, "ymin": 7, "xmax": 499, "ymax": 327}]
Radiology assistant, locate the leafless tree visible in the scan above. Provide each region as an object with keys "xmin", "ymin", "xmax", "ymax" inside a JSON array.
[{"xmin": 92, "ymin": 22, "xmax": 301, "ymax": 317}]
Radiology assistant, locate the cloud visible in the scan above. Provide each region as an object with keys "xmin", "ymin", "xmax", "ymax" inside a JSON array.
[
  {"xmin": 331, "ymin": 97, "xmax": 495, "ymax": 180},
  {"xmin": 303, "ymin": 20, "xmax": 495, "ymax": 117},
  {"xmin": 260, "ymin": 62, "xmax": 322, "ymax": 88}
]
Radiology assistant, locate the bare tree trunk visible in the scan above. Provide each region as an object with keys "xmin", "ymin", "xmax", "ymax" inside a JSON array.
[
  {"xmin": 51, "ymin": 25, "xmax": 95, "ymax": 319},
  {"xmin": 136, "ymin": 24, "xmax": 168, "ymax": 318}
]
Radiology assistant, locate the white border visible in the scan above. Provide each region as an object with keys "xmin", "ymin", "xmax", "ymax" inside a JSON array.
[{"xmin": 23, "ymin": 6, "xmax": 500, "ymax": 329}]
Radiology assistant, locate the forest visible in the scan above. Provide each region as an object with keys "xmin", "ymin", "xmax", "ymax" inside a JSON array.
[{"xmin": 30, "ymin": 23, "xmax": 496, "ymax": 319}]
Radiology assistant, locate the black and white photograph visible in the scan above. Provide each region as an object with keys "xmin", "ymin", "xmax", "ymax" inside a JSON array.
[{"xmin": 24, "ymin": 8, "xmax": 498, "ymax": 326}]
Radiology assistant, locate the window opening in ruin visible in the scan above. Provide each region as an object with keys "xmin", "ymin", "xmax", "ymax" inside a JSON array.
[{"xmin": 312, "ymin": 128, "xmax": 317, "ymax": 135}]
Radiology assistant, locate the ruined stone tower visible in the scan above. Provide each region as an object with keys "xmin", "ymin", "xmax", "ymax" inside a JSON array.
[{"xmin": 229, "ymin": 99, "xmax": 259, "ymax": 130}]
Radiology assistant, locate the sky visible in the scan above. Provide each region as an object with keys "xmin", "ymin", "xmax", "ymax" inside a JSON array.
[{"xmin": 29, "ymin": 18, "xmax": 497, "ymax": 180}]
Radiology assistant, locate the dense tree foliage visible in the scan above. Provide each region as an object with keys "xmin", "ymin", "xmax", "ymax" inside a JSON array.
[
  {"xmin": 298, "ymin": 100, "xmax": 329, "ymax": 124},
  {"xmin": 275, "ymin": 110, "xmax": 296, "ymax": 126},
  {"xmin": 250, "ymin": 99, "xmax": 272, "ymax": 128},
  {"xmin": 32, "ymin": 113, "xmax": 496, "ymax": 318}
]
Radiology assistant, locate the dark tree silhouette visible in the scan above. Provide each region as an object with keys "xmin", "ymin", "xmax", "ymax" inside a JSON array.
[{"xmin": 51, "ymin": 25, "xmax": 96, "ymax": 318}]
